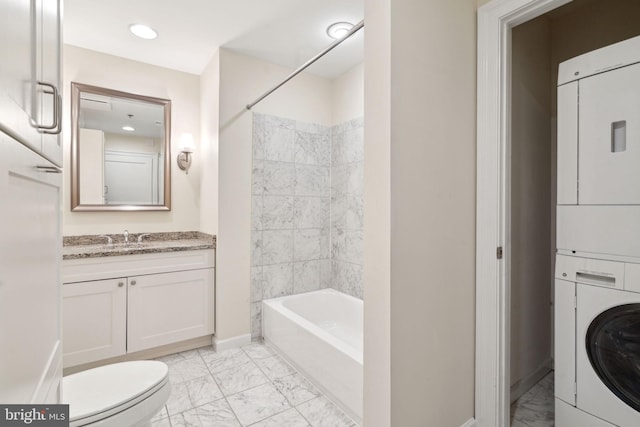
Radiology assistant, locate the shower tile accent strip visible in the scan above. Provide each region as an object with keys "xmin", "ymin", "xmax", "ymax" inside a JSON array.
[
  {"xmin": 251, "ymin": 113, "xmax": 364, "ymax": 339},
  {"xmin": 62, "ymin": 232, "xmax": 215, "ymax": 259}
]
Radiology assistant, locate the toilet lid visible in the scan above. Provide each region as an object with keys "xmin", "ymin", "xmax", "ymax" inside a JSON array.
[{"xmin": 63, "ymin": 360, "xmax": 169, "ymax": 422}]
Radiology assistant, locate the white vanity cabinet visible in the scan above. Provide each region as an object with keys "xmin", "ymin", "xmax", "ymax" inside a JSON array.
[
  {"xmin": 127, "ymin": 268, "xmax": 215, "ymax": 352},
  {"xmin": 63, "ymin": 278, "xmax": 127, "ymax": 367},
  {"xmin": 62, "ymin": 249, "xmax": 215, "ymax": 368}
]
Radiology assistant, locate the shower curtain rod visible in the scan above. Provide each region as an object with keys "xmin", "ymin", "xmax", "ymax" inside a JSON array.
[{"xmin": 246, "ymin": 19, "xmax": 364, "ymax": 110}]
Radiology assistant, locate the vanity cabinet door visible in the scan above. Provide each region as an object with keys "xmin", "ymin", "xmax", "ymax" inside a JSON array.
[
  {"xmin": 127, "ymin": 269, "xmax": 215, "ymax": 353},
  {"xmin": 62, "ymin": 278, "xmax": 127, "ymax": 368}
]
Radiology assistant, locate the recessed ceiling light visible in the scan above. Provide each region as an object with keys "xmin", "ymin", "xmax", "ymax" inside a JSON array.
[
  {"xmin": 129, "ymin": 24, "xmax": 158, "ymax": 40},
  {"xmin": 122, "ymin": 125, "xmax": 135, "ymax": 132},
  {"xmin": 326, "ymin": 22, "xmax": 354, "ymax": 40}
]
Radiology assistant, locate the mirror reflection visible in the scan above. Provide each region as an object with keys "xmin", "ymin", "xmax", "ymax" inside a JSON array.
[{"xmin": 70, "ymin": 82, "xmax": 171, "ymax": 211}]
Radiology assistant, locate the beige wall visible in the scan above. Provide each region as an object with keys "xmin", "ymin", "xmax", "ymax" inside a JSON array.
[
  {"xmin": 216, "ymin": 49, "xmax": 333, "ymax": 340},
  {"xmin": 510, "ymin": 16, "xmax": 553, "ymax": 392},
  {"xmin": 364, "ymin": 0, "xmax": 477, "ymax": 425},
  {"xmin": 62, "ymin": 45, "xmax": 201, "ymax": 235},
  {"xmin": 332, "ymin": 62, "xmax": 364, "ymax": 125},
  {"xmin": 363, "ymin": 0, "xmax": 391, "ymax": 423},
  {"xmin": 199, "ymin": 50, "xmax": 220, "ymax": 236}
]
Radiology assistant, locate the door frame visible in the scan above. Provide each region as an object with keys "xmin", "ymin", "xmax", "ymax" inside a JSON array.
[{"xmin": 475, "ymin": 0, "xmax": 572, "ymax": 425}]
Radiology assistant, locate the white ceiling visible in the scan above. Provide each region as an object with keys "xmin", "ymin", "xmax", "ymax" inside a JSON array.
[{"xmin": 63, "ymin": 0, "xmax": 364, "ymax": 79}]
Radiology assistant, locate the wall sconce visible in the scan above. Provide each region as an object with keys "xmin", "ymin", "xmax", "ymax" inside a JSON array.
[{"xmin": 177, "ymin": 133, "xmax": 194, "ymax": 174}]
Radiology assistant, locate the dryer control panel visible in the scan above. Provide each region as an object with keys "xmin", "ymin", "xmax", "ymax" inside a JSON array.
[{"xmin": 556, "ymin": 254, "xmax": 640, "ymax": 294}]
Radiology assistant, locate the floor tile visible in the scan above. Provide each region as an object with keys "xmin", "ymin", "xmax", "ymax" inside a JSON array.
[
  {"xmin": 186, "ymin": 374, "xmax": 225, "ymax": 407},
  {"xmin": 197, "ymin": 345, "xmax": 216, "ymax": 358},
  {"xmin": 203, "ymin": 348, "xmax": 252, "ymax": 373},
  {"xmin": 511, "ymin": 372, "xmax": 554, "ymax": 427},
  {"xmin": 296, "ymin": 396, "xmax": 356, "ymax": 427},
  {"xmin": 157, "ymin": 344, "xmax": 356, "ymax": 427},
  {"xmin": 226, "ymin": 383, "xmax": 291, "ymax": 426},
  {"xmin": 157, "ymin": 349, "xmax": 201, "ymax": 365},
  {"xmin": 273, "ymin": 373, "xmax": 321, "ymax": 406},
  {"xmin": 167, "ymin": 374, "xmax": 225, "ymax": 415},
  {"xmin": 167, "ymin": 382, "xmax": 193, "ymax": 415},
  {"xmin": 213, "ymin": 361, "xmax": 270, "ymax": 396},
  {"xmin": 151, "ymin": 416, "xmax": 172, "ymax": 427},
  {"xmin": 150, "ymin": 406, "xmax": 168, "ymax": 423},
  {"xmin": 242, "ymin": 342, "xmax": 276, "ymax": 360},
  {"xmin": 171, "ymin": 399, "xmax": 241, "ymax": 427},
  {"xmin": 254, "ymin": 354, "xmax": 296, "ymax": 380},
  {"xmin": 248, "ymin": 408, "xmax": 310, "ymax": 427},
  {"xmin": 168, "ymin": 356, "xmax": 211, "ymax": 385}
]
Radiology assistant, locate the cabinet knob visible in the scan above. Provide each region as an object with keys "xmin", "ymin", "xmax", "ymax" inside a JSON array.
[
  {"xmin": 118, "ymin": 282, "xmax": 124, "ymax": 287},
  {"xmin": 131, "ymin": 280, "xmax": 137, "ymax": 286}
]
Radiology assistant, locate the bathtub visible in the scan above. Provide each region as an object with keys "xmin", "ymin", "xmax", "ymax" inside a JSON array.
[{"xmin": 262, "ymin": 288, "xmax": 363, "ymax": 422}]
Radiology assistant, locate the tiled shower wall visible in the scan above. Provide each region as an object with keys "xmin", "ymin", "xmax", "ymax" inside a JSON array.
[
  {"xmin": 330, "ymin": 118, "xmax": 364, "ymax": 299},
  {"xmin": 250, "ymin": 113, "xmax": 364, "ymax": 338}
]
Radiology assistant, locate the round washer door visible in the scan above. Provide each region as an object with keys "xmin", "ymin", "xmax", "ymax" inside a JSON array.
[{"xmin": 586, "ymin": 303, "xmax": 640, "ymax": 412}]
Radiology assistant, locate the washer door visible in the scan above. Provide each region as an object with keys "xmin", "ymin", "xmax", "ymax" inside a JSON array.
[{"xmin": 586, "ymin": 303, "xmax": 640, "ymax": 412}]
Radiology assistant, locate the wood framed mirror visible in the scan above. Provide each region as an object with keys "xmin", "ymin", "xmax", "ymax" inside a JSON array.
[{"xmin": 70, "ymin": 82, "xmax": 171, "ymax": 211}]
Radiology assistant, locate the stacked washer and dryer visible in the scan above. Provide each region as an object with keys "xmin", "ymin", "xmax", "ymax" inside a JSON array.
[{"xmin": 555, "ymin": 35, "xmax": 640, "ymax": 427}]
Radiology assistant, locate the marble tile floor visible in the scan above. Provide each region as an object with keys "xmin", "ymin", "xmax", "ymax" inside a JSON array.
[
  {"xmin": 150, "ymin": 341, "xmax": 359, "ymax": 427},
  {"xmin": 511, "ymin": 371, "xmax": 554, "ymax": 427}
]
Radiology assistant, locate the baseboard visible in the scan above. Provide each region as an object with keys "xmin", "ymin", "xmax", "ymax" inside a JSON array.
[
  {"xmin": 63, "ymin": 335, "xmax": 213, "ymax": 376},
  {"xmin": 460, "ymin": 418, "xmax": 476, "ymax": 427},
  {"xmin": 213, "ymin": 333, "xmax": 252, "ymax": 352},
  {"xmin": 510, "ymin": 357, "xmax": 553, "ymax": 403}
]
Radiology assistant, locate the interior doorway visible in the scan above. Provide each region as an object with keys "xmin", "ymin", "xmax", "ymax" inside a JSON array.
[
  {"xmin": 104, "ymin": 151, "xmax": 160, "ymax": 204},
  {"xmin": 476, "ymin": 0, "xmax": 640, "ymax": 426}
]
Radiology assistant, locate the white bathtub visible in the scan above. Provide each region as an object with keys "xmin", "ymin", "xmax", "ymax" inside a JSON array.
[{"xmin": 262, "ymin": 288, "xmax": 363, "ymax": 422}]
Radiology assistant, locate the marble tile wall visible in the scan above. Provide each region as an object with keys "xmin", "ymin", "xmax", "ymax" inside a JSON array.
[
  {"xmin": 250, "ymin": 114, "xmax": 364, "ymax": 338},
  {"xmin": 330, "ymin": 118, "xmax": 364, "ymax": 300},
  {"xmin": 251, "ymin": 114, "xmax": 332, "ymax": 338}
]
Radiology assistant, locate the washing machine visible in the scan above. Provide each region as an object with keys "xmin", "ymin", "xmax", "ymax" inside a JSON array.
[
  {"xmin": 555, "ymin": 254, "xmax": 640, "ymax": 426},
  {"xmin": 555, "ymin": 34, "xmax": 640, "ymax": 427}
]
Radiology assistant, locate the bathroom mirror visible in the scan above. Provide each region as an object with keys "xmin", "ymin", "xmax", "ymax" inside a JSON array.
[{"xmin": 70, "ymin": 82, "xmax": 171, "ymax": 211}]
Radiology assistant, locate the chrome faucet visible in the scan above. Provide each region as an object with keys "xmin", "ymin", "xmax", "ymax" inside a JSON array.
[
  {"xmin": 137, "ymin": 233, "xmax": 150, "ymax": 244},
  {"xmin": 123, "ymin": 230, "xmax": 129, "ymax": 245},
  {"xmin": 99, "ymin": 235, "xmax": 113, "ymax": 245}
]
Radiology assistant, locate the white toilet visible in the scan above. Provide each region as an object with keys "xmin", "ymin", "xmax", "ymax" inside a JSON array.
[{"xmin": 62, "ymin": 360, "xmax": 170, "ymax": 427}]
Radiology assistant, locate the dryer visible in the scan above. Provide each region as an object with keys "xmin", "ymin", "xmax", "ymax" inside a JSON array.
[{"xmin": 557, "ymin": 35, "xmax": 640, "ymax": 261}]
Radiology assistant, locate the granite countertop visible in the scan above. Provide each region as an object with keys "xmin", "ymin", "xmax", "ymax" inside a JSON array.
[{"xmin": 63, "ymin": 231, "xmax": 216, "ymax": 260}]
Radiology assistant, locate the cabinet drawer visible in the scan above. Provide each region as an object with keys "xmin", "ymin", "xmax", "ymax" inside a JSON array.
[{"xmin": 63, "ymin": 249, "xmax": 215, "ymax": 283}]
